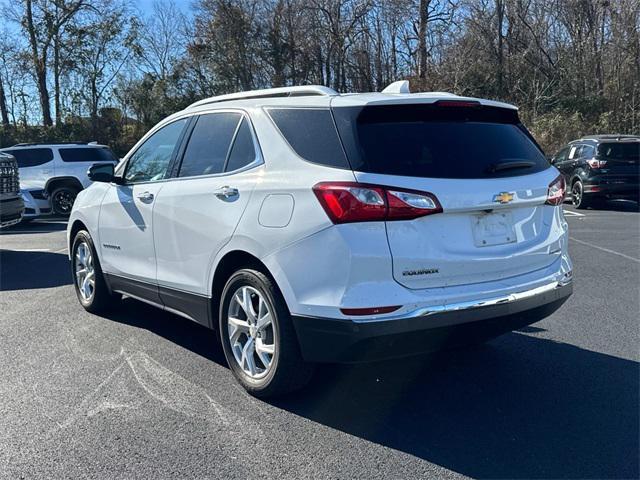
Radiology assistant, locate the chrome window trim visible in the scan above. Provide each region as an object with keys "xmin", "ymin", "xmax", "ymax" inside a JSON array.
[
  {"xmin": 116, "ymin": 108, "xmax": 264, "ymax": 185},
  {"xmin": 175, "ymin": 109, "xmax": 264, "ymax": 180}
]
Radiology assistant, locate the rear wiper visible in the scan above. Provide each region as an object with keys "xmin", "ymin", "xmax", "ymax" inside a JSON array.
[{"xmin": 486, "ymin": 160, "xmax": 536, "ymax": 173}]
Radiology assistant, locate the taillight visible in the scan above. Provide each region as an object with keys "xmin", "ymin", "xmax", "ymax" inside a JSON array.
[
  {"xmin": 587, "ymin": 158, "xmax": 607, "ymax": 169},
  {"xmin": 545, "ymin": 175, "xmax": 565, "ymax": 205},
  {"xmin": 313, "ymin": 182, "xmax": 442, "ymax": 224}
]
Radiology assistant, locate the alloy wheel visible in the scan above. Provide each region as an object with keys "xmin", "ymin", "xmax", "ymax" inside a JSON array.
[
  {"xmin": 53, "ymin": 189, "xmax": 76, "ymax": 215},
  {"xmin": 227, "ymin": 286, "xmax": 276, "ymax": 379},
  {"xmin": 74, "ymin": 241, "xmax": 95, "ymax": 301},
  {"xmin": 571, "ymin": 182, "xmax": 582, "ymax": 207}
]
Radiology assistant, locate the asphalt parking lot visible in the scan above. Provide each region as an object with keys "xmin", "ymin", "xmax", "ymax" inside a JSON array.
[{"xmin": 1, "ymin": 202, "xmax": 638, "ymax": 479}]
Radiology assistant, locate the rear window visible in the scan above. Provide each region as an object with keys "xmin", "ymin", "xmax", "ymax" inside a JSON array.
[
  {"xmin": 179, "ymin": 112, "xmax": 241, "ymax": 177},
  {"xmin": 598, "ymin": 143, "xmax": 639, "ymax": 161},
  {"xmin": 59, "ymin": 147, "xmax": 117, "ymax": 163},
  {"xmin": 5, "ymin": 148, "xmax": 53, "ymax": 168},
  {"xmin": 333, "ymin": 104, "xmax": 549, "ymax": 178},
  {"xmin": 267, "ymin": 108, "xmax": 350, "ymax": 169}
]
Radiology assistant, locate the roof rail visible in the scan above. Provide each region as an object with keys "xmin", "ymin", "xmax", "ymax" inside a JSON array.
[
  {"xmin": 11, "ymin": 141, "xmax": 93, "ymax": 147},
  {"xmin": 186, "ymin": 85, "xmax": 338, "ymax": 109},
  {"xmin": 580, "ymin": 134, "xmax": 640, "ymax": 142}
]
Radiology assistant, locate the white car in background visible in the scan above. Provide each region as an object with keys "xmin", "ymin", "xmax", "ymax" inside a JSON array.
[
  {"xmin": 67, "ymin": 82, "xmax": 573, "ymax": 397},
  {"xmin": 0, "ymin": 142, "xmax": 118, "ymax": 216}
]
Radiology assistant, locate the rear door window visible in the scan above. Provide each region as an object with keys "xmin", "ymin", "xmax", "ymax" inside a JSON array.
[
  {"xmin": 581, "ymin": 145, "xmax": 595, "ymax": 158},
  {"xmin": 333, "ymin": 104, "xmax": 548, "ymax": 179},
  {"xmin": 5, "ymin": 148, "xmax": 53, "ymax": 168},
  {"xmin": 178, "ymin": 112, "xmax": 241, "ymax": 177},
  {"xmin": 59, "ymin": 147, "xmax": 117, "ymax": 163},
  {"xmin": 267, "ymin": 108, "xmax": 350, "ymax": 169}
]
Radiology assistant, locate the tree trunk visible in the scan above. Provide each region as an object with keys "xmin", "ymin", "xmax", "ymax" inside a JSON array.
[
  {"xmin": 375, "ymin": 18, "xmax": 383, "ymax": 90},
  {"xmin": 54, "ymin": 31, "xmax": 61, "ymax": 124},
  {"xmin": 0, "ymin": 76, "xmax": 9, "ymax": 127},
  {"xmin": 25, "ymin": 0, "xmax": 53, "ymax": 126},
  {"xmin": 418, "ymin": 0, "xmax": 429, "ymax": 90},
  {"xmin": 496, "ymin": 0, "xmax": 505, "ymax": 96},
  {"xmin": 91, "ymin": 78, "xmax": 98, "ymax": 138}
]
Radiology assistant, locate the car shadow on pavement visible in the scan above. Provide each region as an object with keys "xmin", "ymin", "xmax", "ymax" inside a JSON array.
[
  {"xmin": 101, "ymin": 298, "xmax": 227, "ymax": 365},
  {"xmin": 0, "ymin": 220, "xmax": 68, "ymax": 235},
  {"xmin": 271, "ymin": 333, "xmax": 638, "ymax": 479},
  {"xmin": 584, "ymin": 199, "xmax": 640, "ymax": 212},
  {"xmin": 0, "ymin": 250, "xmax": 72, "ymax": 290},
  {"xmin": 96, "ymin": 298, "xmax": 638, "ymax": 479}
]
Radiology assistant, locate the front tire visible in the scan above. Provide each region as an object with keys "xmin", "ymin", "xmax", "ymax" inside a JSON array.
[
  {"xmin": 71, "ymin": 230, "xmax": 116, "ymax": 313},
  {"xmin": 219, "ymin": 269, "xmax": 313, "ymax": 397},
  {"xmin": 51, "ymin": 186, "xmax": 79, "ymax": 216}
]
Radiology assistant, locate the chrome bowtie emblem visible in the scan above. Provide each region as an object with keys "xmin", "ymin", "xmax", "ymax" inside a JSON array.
[{"xmin": 493, "ymin": 192, "xmax": 514, "ymax": 204}]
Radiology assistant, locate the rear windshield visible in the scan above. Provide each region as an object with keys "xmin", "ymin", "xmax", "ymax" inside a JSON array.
[
  {"xmin": 597, "ymin": 142, "xmax": 639, "ymax": 161},
  {"xmin": 332, "ymin": 104, "xmax": 549, "ymax": 178},
  {"xmin": 5, "ymin": 148, "xmax": 53, "ymax": 168},
  {"xmin": 59, "ymin": 147, "xmax": 117, "ymax": 163}
]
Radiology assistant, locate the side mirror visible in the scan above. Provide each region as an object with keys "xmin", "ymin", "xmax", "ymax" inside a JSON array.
[{"xmin": 88, "ymin": 163, "xmax": 115, "ymax": 183}]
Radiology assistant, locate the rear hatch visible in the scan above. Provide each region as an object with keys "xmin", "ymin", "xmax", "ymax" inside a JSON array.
[
  {"xmin": 594, "ymin": 141, "xmax": 639, "ymax": 182},
  {"xmin": 332, "ymin": 101, "xmax": 563, "ymax": 289}
]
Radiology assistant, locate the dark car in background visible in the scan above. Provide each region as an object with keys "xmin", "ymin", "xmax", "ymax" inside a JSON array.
[
  {"xmin": 551, "ymin": 135, "xmax": 639, "ymax": 209},
  {"xmin": 0, "ymin": 152, "xmax": 24, "ymax": 228}
]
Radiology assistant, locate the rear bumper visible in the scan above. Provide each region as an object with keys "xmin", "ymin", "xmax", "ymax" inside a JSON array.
[
  {"xmin": 0, "ymin": 197, "xmax": 24, "ymax": 227},
  {"xmin": 292, "ymin": 280, "xmax": 572, "ymax": 363},
  {"xmin": 584, "ymin": 181, "xmax": 639, "ymax": 198}
]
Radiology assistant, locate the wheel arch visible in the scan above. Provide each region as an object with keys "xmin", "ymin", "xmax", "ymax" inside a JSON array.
[
  {"xmin": 68, "ymin": 219, "xmax": 89, "ymax": 255},
  {"xmin": 45, "ymin": 176, "xmax": 84, "ymax": 194},
  {"xmin": 211, "ymin": 250, "xmax": 272, "ymax": 308},
  {"xmin": 210, "ymin": 249, "xmax": 296, "ymax": 326}
]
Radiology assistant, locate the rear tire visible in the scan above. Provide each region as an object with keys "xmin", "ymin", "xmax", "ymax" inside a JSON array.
[
  {"xmin": 71, "ymin": 230, "xmax": 117, "ymax": 313},
  {"xmin": 219, "ymin": 269, "xmax": 314, "ymax": 397},
  {"xmin": 571, "ymin": 180, "xmax": 593, "ymax": 209},
  {"xmin": 51, "ymin": 186, "xmax": 79, "ymax": 216}
]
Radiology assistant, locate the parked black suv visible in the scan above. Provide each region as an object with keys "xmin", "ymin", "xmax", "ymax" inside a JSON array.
[{"xmin": 551, "ymin": 135, "xmax": 639, "ymax": 208}]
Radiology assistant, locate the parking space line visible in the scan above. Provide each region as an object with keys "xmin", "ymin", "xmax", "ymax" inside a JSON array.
[
  {"xmin": 569, "ymin": 236, "xmax": 640, "ymax": 263},
  {"xmin": 563, "ymin": 210, "xmax": 585, "ymax": 217},
  {"xmin": 1, "ymin": 230, "xmax": 61, "ymax": 234},
  {"xmin": 6, "ymin": 248, "xmax": 51, "ymax": 252}
]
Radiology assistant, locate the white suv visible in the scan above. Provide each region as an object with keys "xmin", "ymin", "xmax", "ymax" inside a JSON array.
[
  {"xmin": 67, "ymin": 82, "xmax": 573, "ymax": 397},
  {"xmin": 0, "ymin": 142, "xmax": 118, "ymax": 216}
]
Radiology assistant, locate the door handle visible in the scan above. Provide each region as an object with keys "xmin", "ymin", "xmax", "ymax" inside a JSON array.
[
  {"xmin": 213, "ymin": 186, "xmax": 239, "ymax": 199},
  {"xmin": 137, "ymin": 191, "xmax": 154, "ymax": 202}
]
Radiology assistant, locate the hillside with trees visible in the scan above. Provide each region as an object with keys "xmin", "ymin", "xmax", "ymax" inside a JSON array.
[{"xmin": 0, "ymin": 0, "xmax": 638, "ymax": 156}]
